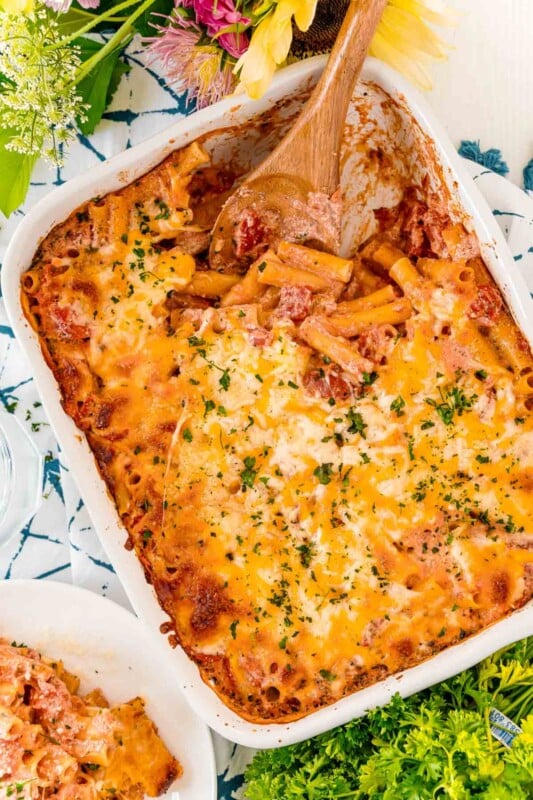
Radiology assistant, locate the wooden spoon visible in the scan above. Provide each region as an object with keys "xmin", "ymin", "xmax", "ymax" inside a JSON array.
[{"xmin": 209, "ymin": 0, "xmax": 388, "ymax": 272}]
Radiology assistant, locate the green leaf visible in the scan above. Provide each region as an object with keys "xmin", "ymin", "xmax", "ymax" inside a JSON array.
[
  {"xmin": 74, "ymin": 37, "xmax": 130, "ymax": 135},
  {"xmin": 57, "ymin": 8, "xmax": 97, "ymax": 37},
  {"xmin": 0, "ymin": 129, "xmax": 38, "ymax": 218},
  {"xmin": 106, "ymin": 58, "xmax": 130, "ymax": 107},
  {"xmin": 0, "ymin": 72, "xmax": 15, "ymax": 93},
  {"xmin": 132, "ymin": 0, "xmax": 174, "ymax": 37}
]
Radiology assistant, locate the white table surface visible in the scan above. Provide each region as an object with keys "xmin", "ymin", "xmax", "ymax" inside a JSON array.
[{"xmin": 429, "ymin": 0, "xmax": 533, "ymax": 186}]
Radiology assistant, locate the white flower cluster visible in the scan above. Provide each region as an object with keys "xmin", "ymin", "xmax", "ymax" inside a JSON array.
[{"xmin": 0, "ymin": 7, "xmax": 87, "ymax": 164}]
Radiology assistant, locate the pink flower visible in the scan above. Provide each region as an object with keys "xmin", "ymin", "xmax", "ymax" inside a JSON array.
[
  {"xmin": 145, "ymin": 13, "xmax": 236, "ymax": 108},
  {"xmin": 180, "ymin": 0, "xmax": 250, "ymax": 58},
  {"xmin": 217, "ymin": 30, "xmax": 249, "ymax": 59},
  {"xmin": 43, "ymin": 0, "xmax": 100, "ymax": 11}
]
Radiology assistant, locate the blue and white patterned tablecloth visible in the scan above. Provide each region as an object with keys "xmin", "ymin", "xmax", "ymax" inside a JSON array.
[{"xmin": 1, "ymin": 31, "xmax": 533, "ymax": 800}]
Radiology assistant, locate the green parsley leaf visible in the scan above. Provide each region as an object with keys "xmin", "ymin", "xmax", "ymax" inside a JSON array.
[
  {"xmin": 390, "ymin": 395, "xmax": 406, "ymax": 417},
  {"xmin": 425, "ymin": 384, "xmax": 477, "ymax": 425},
  {"xmin": 362, "ymin": 370, "xmax": 379, "ymax": 386},
  {"xmin": 219, "ymin": 370, "xmax": 231, "ymax": 391},
  {"xmin": 420, "ymin": 419, "xmax": 435, "ymax": 430},
  {"xmin": 202, "ymin": 398, "xmax": 216, "ymax": 417},
  {"xmin": 313, "ymin": 463, "xmax": 333, "ymax": 485},
  {"xmin": 240, "ymin": 456, "xmax": 258, "ymax": 489},
  {"xmin": 346, "ymin": 408, "xmax": 367, "ymax": 438}
]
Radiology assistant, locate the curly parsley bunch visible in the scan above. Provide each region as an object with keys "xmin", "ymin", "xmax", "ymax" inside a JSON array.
[{"xmin": 245, "ymin": 638, "xmax": 533, "ymax": 799}]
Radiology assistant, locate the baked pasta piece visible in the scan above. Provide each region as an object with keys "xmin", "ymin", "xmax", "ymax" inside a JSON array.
[
  {"xmin": 0, "ymin": 640, "xmax": 181, "ymax": 800},
  {"xmin": 21, "ymin": 142, "xmax": 533, "ymax": 723}
]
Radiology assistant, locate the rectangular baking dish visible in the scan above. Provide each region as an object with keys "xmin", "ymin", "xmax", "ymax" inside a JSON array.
[{"xmin": 3, "ymin": 55, "xmax": 532, "ymax": 748}]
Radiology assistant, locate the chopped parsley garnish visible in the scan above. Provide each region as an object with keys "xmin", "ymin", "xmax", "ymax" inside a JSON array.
[
  {"xmin": 296, "ymin": 542, "xmax": 316, "ymax": 568},
  {"xmin": 475, "ymin": 369, "xmax": 488, "ymax": 380},
  {"xmin": 346, "ymin": 408, "xmax": 367, "ymax": 438},
  {"xmin": 240, "ymin": 456, "xmax": 258, "ymax": 489},
  {"xmin": 362, "ymin": 370, "xmax": 379, "ymax": 386},
  {"xmin": 405, "ymin": 434, "xmax": 416, "ymax": 461},
  {"xmin": 154, "ymin": 200, "xmax": 171, "ymax": 220},
  {"xmin": 182, "ymin": 428, "xmax": 193, "ymax": 442},
  {"xmin": 420, "ymin": 419, "xmax": 435, "ymax": 430},
  {"xmin": 203, "ymin": 398, "xmax": 216, "ymax": 417},
  {"xmin": 219, "ymin": 370, "xmax": 231, "ymax": 391},
  {"xmin": 313, "ymin": 463, "xmax": 333, "ymax": 485},
  {"xmin": 476, "ymin": 454, "xmax": 490, "ymax": 464},
  {"xmin": 229, "ymin": 620, "xmax": 239, "ymax": 640},
  {"xmin": 425, "ymin": 385, "xmax": 477, "ymax": 425},
  {"xmin": 319, "ymin": 669, "xmax": 337, "ymax": 681},
  {"xmin": 390, "ymin": 395, "xmax": 406, "ymax": 417}
]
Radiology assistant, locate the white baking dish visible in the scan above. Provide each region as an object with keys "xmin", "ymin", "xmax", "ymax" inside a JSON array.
[{"xmin": 2, "ymin": 56, "xmax": 532, "ymax": 748}]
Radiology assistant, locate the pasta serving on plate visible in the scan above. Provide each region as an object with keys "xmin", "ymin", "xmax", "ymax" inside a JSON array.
[
  {"xmin": 0, "ymin": 640, "xmax": 181, "ymax": 800},
  {"xmin": 20, "ymin": 138, "xmax": 533, "ymax": 723}
]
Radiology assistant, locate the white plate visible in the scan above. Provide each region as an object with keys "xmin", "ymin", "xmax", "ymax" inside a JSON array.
[
  {"xmin": 2, "ymin": 55, "xmax": 532, "ymax": 748},
  {"xmin": 0, "ymin": 580, "xmax": 216, "ymax": 800}
]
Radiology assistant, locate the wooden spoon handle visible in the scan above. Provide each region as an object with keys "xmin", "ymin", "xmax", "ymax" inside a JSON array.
[{"xmin": 254, "ymin": 0, "xmax": 388, "ymax": 193}]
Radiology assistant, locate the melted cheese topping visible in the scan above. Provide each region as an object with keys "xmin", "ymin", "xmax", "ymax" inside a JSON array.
[
  {"xmin": 160, "ymin": 318, "xmax": 531, "ymax": 688},
  {"xmin": 23, "ymin": 144, "xmax": 533, "ymax": 723}
]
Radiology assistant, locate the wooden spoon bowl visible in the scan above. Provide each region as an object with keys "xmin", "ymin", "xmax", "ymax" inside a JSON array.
[{"xmin": 209, "ymin": 0, "xmax": 388, "ymax": 272}]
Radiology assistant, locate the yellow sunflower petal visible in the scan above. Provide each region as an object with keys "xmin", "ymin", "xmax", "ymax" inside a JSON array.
[
  {"xmin": 369, "ymin": 28, "xmax": 433, "ymax": 90},
  {"xmin": 390, "ymin": 0, "xmax": 460, "ymax": 28},
  {"xmin": 237, "ymin": 0, "xmax": 456, "ymax": 100},
  {"xmin": 235, "ymin": 18, "xmax": 278, "ymax": 99},
  {"xmin": 379, "ymin": 5, "xmax": 450, "ymax": 60},
  {"xmin": 268, "ymin": 5, "xmax": 294, "ymax": 64},
  {"xmin": 292, "ymin": 0, "xmax": 319, "ymax": 31}
]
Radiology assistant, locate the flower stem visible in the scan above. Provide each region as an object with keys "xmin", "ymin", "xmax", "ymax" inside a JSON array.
[
  {"xmin": 72, "ymin": 0, "xmax": 158, "ymax": 86},
  {"xmin": 48, "ymin": 0, "xmax": 149, "ymax": 50}
]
